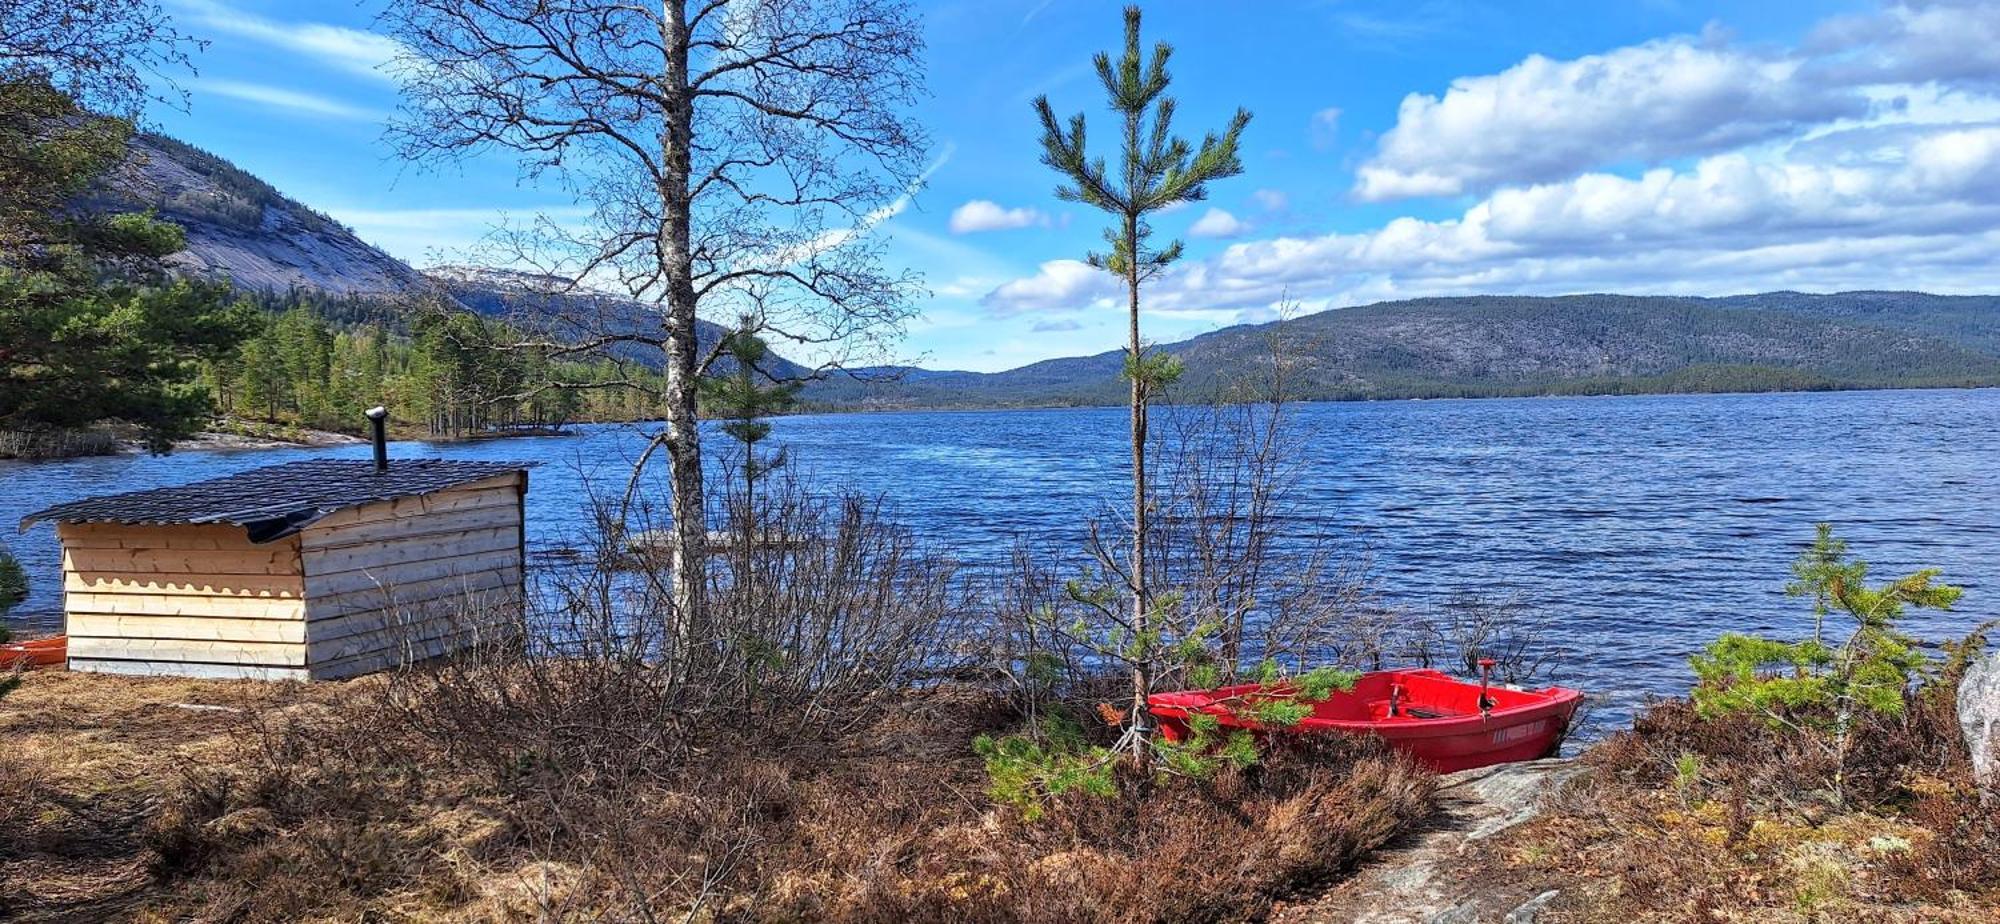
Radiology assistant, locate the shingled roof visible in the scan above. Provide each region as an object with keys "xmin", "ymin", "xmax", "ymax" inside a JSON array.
[{"xmin": 20, "ymin": 459, "xmax": 528, "ymax": 543}]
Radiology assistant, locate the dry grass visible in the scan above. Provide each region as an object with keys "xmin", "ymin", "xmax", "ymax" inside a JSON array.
[{"xmin": 0, "ymin": 669, "xmax": 1434, "ymax": 923}]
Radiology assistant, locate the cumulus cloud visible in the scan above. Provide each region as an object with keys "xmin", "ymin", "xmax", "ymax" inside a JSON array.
[
  {"xmin": 1355, "ymin": 2, "xmax": 2000, "ymax": 201},
  {"xmin": 987, "ymin": 123, "xmax": 2000, "ymax": 314},
  {"xmin": 1805, "ymin": 0, "xmax": 2000, "ymax": 90},
  {"xmin": 1251, "ymin": 189, "xmax": 1290, "ymax": 212},
  {"xmin": 949, "ymin": 200, "xmax": 1050, "ymax": 233},
  {"xmin": 1188, "ymin": 208, "xmax": 1251, "ymax": 238},
  {"xmin": 981, "ymin": 2, "xmax": 2000, "ymax": 325},
  {"xmin": 982, "ymin": 259, "xmax": 1117, "ymax": 315},
  {"xmin": 1354, "ymin": 39, "xmax": 1863, "ymax": 200}
]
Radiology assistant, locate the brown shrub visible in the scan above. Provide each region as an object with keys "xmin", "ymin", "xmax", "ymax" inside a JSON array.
[
  {"xmin": 85, "ymin": 678, "xmax": 1430, "ymax": 924},
  {"xmin": 1529, "ymin": 637, "xmax": 2000, "ymax": 921},
  {"xmin": 797, "ymin": 735, "xmax": 1434, "ymax": 924}
]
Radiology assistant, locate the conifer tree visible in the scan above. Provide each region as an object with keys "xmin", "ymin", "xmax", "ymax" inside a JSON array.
[
  {"xmin": 701, "ymin": 318, "xmax": 802, "ymax": 527},
  {"xmin": 0, "ymin": 545, "xmax": 25, "ymax": 700},
  {"xmin": 1034, "ymin": 5, "xmax": 1250, "ymax": 759}
]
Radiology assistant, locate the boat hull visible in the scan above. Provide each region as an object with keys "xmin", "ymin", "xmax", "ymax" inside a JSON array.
[
  {"xmin": 1149, "ymin": 668, "xmax": 1582, "ymax": 773},
  {"xmin": 0, "ymin": 635, "xmax": 66, "ymax": 670}
]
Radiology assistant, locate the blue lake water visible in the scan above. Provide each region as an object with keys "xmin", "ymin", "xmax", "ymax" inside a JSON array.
[{"xmin": 4, "ymin": 388, "xmax": 1997, "ymax": 730}]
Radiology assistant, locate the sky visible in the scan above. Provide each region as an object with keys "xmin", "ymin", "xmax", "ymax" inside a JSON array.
[{"xmin": 146, "ymin": 0, "xmax": 2000, "ymax": 372}]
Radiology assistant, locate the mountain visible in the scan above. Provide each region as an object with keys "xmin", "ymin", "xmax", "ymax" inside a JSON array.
[
  {"xmin": 89, "ymin": 136, "xmax": 804, "ymax": 378},
  {"xmin": 88, "ymin": 133, "xmax": 424, "ymax": 296},
  {"xmin": 433, "ymin": 266, "xmax": 813, "ymax": 380},
  {"xmin": 807, "ymin": 292, "xmax": 2000, "ymax": 408},
  {"xmin": 86, "ymin": 134, "xmax": 2000, "ymax": 408}
]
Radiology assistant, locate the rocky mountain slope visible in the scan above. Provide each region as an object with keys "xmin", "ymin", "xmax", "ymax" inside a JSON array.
[
  {"xmin": 89, "ymin": 137, "xmax": 773, "ymax": 374},
  {"xmin": 88, "ymin": 133, "xmax": 424, "ymax": 296}
]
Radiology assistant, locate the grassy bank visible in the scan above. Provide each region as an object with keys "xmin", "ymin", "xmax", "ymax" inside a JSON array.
[
  {"xmin": 6, "ymin": 656, "xmax": 1992, "ymax": 922},
  {"xmin": 0, "ymin": 670, "xmax": 1434, "ymax": 923}
]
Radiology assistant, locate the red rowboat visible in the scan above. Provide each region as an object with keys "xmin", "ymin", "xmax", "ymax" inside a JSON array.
[
  {"xmin": 0, "ymin": 635, "xmax": 66, "ymax": 670},
  {"xmin": 1148, "ymin": 665, "xmax": 1582, "ymax": 773}
]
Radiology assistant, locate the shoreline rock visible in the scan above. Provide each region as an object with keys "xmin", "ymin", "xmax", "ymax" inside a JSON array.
[
  {"xmin": 1960, "ymin": 647, "xmax": 2000, "ymax": 792},
  {"xmin": 148, "ymin": 427, "xmax": 368, "ymax": 453},
  {"xmin": 1276, "ymin": 758, "xmax": 1588, "ymax": 924}
]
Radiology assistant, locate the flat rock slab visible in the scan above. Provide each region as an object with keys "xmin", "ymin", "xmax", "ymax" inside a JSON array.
[{"xmin": 1276, "ymin": 758, "xmax": 1587, "ymax": 924}]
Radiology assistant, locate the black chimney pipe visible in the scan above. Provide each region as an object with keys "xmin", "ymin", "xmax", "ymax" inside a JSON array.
[{"xmin": 365, "ymin": 406, "xmax": 388, "ymax": 473}]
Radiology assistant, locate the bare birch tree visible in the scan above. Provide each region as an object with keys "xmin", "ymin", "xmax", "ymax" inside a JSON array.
[
  {"xmin": 382, "ymin": 0, "xmax": 928, "ymax": 659},
  {"xmin": 0, "ymin": 0, "xmax": 201, "ymax": 117}
]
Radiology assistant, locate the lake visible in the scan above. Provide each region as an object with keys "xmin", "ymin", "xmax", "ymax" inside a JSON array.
[{"xmin": 4, "ymin": 388, "xmax": 1997, "ymax": 729}]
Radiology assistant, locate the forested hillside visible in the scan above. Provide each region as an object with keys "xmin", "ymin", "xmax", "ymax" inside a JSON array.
[
  {"xmin": 809, "ymin": 292, "xmax": 2000, "ymax": 408},
  {"xmin": 212, "ymin": 292, "xmax": 666, "ymax": 439}
]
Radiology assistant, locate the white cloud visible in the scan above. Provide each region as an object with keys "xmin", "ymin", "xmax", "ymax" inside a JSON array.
[
  {"xmin": 1805, "ymin": 0, "xmax": 2000, "ymax": 89},
  {"xmin": 172, "ymin": 0, "xmax": 407, "ymax": 81},
  {"xmin": 986, "ymin": 123, "xmax": 2000, "ymax": 314},
  {"xmin": 1251, "ymin": 189, "xmax": 1290, "ymax": 213},
  {"xmin": 982, "ymin": 259, "xmax": 1117, "ymax": 315},
  {"xmin": 1355, "ymin": 39, "xmax": 1862, "ymax": 200},
  {"xmin": 1188, "ymin": 208, "xmax": 1251, "ymax": 238},
  {"xmin": 948, "ymin": 199, "xmax": 1050, "ymax": 233},
  {"xmin": 200, "ymin": 79, "xmax": 380, "ymax": 120},
  {"xmin": 1355, "ymin": 2, "xmax": 2000, "ymax": 202}
]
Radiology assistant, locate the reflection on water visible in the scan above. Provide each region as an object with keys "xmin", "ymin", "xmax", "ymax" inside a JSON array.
[{"xmin": 4, "ymin": 389, "xmax": 1997, "ymax": 729}]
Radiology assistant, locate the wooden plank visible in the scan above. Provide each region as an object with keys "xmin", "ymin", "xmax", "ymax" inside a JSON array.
[
  {"xmin": 306, "ymin": 568, "xmax": 519, "ymax": 623},
  {"xmin": 308, "ymin": 586, "xmax": 515, "ymax": 642},
  {"xmin": 309, "ymin": 627, "xmax": 488, "ymax": 681},
  {"xmin": 308, "ymin": 611, "xmax": 496, "ymax": 662},
  {"xmin": 66, "ymin": 613, "xmax": 307, "ymax": 644},
  {"xmin": 64, "ymin": 544, "xmax": 301, "ymax": 576},
  {"xmin": 303, "ymin": 549, "xmax": 524, "ymax": 599},
  {"xmin": 69, "ymin": 658, "xmax": 309, "ymax": 682},
  {"xmin": 67, "ymin": 636, "xmax": 305, "ymax": 667},
  {"xmin": 301, "ymin": 504, "xmax": 520, "ymax": 552},
  {"xmin": 57, "ymin": 523, "xmax": 261, "ymax": 550},
  {"xmin": 307, "ymin": 478, "xmax": 522, "ymax": 531},
  {"xmin": 301, "ymin": 527, "xmax": 518, "ymax": 575},
  {"xmin": 310, "ymin": 608, "xmax": 489, "ymax": 650},
  {"xmin": 65, "ymin": 571, "xmax": 303, "ymax": 598},
  {"xmin": 65, "ymin": 592, "xmax": 305, "ymax": 620}
]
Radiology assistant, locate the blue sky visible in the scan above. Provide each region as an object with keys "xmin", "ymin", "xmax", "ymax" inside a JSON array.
[{"xmin": 151, "ymin": 1, "xmax": 2000, "ymax": 371}]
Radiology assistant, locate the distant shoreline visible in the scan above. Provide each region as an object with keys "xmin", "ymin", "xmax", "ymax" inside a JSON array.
[{"xmin": 789, "ymin": 379, "xmax": 2000, "ymax": 418}]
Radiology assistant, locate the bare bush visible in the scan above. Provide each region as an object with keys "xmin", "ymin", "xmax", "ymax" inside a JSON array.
[
  {"xmin": 1151, "ymin": 398, "xmax": 1384, "ymax": 678},
  {"xmin": 381, "ymin": 471, "xmax": 977, "ymax": 802},
  {"xmin": 1400, "ymin": 594, "xmax": 1565, "ymax": 685}
]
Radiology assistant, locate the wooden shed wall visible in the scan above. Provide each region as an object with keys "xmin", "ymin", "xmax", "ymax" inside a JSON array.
[
  {"xmin": 299, "ymin": 472, "xmax": 525, "ymax": 680},
  {"xmin": 59, "ymin": 522, "xmax": 311, "ymax": 681}
]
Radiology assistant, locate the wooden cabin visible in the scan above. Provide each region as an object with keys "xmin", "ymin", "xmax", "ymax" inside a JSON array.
[{"xmin": 19, "ymin": 459, "xmax": 529, "ymax": 681}]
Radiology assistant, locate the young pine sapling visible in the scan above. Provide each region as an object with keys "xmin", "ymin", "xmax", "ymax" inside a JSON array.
[
  {"xmin": 1034, "ymin": 2, "xmax": 1251, "ymax": 764},
  {"xmin": 1690, "ymin": 524, "xmax": 1961, "ymax": 804}
]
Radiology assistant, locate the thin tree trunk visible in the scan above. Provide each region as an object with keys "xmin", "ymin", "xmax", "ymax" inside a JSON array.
[
  {"xmin": 659, "ymin": 0, "xmax": 705, "ymax": 671},
  {"xmin": 1126, "ymin": 212, "xmax": 1151, "ymax": 765}
]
